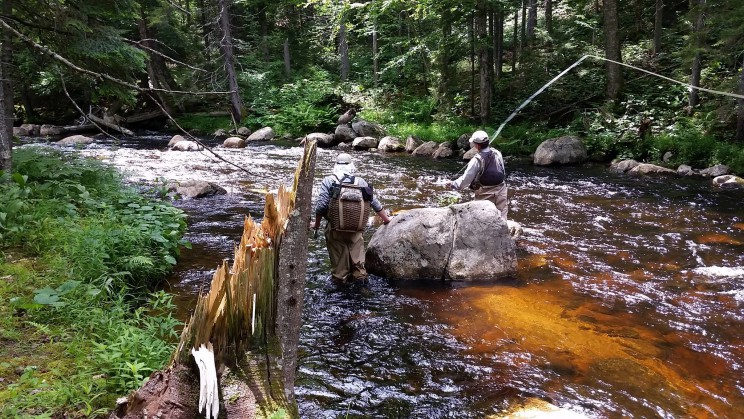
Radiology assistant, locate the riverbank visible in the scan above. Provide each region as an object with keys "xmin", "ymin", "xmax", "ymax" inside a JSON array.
[{"xmin": 0, "ymin": 147, "xmax": 188, "ymax": 417}]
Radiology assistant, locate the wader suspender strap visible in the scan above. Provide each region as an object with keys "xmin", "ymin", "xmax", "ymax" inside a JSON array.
[{"xmin": 473, "ymin": 154, "xmax": 485, "ymax": 186}]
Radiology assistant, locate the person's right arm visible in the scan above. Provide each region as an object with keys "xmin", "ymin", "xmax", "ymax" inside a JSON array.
[
  {"xmin": 451, "ymin": 157, "xmax": 481, "ymax": 190},
  {"xmin": 313, "ymin": 177, "xmax": 332, "ymax": 229}
]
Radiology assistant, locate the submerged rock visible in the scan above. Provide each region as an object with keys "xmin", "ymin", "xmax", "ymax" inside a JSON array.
[
  {"xmin": 366, "ymin": 200, "xmax": 517, "ymax": 281},
  {"xmin": 170, "ymin": 140, "xmax": 203, "ymax": 151},
  {"xmin": 627, "ymin": 163, "xmax": 676, "ymax": 176},
  {"xmin": 712, "ymin": 174, "xmax": 744, "ymax": 189}
]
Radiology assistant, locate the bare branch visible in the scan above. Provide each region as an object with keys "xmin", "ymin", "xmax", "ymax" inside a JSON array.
[
  {"xmin": 0, "ymin": 18, "xmax": 231, "ymax": 96},
  {"xmin": 123, "ymin": 37, "xmax": 208, "ymax": 73},
  {"xmin": 59, "ymin": 74, "xmax": 121, "ymax": 141},
  {"xmin": 163, "ymin": 0, "xmax": 191, "ymax": 16}
]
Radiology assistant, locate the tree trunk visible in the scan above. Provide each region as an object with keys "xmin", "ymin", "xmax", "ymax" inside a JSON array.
[
  {"xmin": 494, "ymin": 6, "xmax": 504, "ymax": 79},
  {"xmin": 198, "ymin": 0, "xmax": 210, "ymax": 61},
  {"xmin": 520, "ymin": 0, "xmax": 526, "ymax": 57},
  {"xmin": 138, "ymin": 9, "xmax": 178, "ymax": 115},
  {"xmin": 527, "ymin": 0, "xmax": 537, "ymax": 42},
  {"xmin": 0, "ymin": 0, "xmax": 13, "ymax": 175},
  {"xmin": 339, "ymin": 14, "xmax": 349, "ymax": 81},
  {"xmin": 283, "ymin": 38, "xmax": 291, "ymax": 79},
  {"xmin": 111, "ymin": 141, "xmax": 319, "ymax": 419},
  {"xmin": 736, "ymin": 62, "xmax": 744, "ymax": 142},
  {"xmin": 218, "ymin": 0, "xmax": 244, "ymax": 125},
  {"xmin": 634, "ymin": 0, "xmax": 644, "ymax": 36},
  {"xmin": 437, "ymin": 9, "xmax": 453, "ymax": 113},
  {"xmin": 372, "ymin": 25, "xmax": 378, "ymax": 87},
  {"xmin": 512, "ymin": 9, "xmax": 518, "ymax": 71},
  {"xmin": 275, "ymin": 141, "xmax": 317, "ymax": 404},
  {"xmin": 689, "ymin": 0, "xmax": 706, "ymax": 109},
  {"xmin": 653, "ymin": 0, "xmax": 663, "ymax": 55},
  {"xmin": 259, "ymin": 6, "xmax": 270, "ymax": 61},
  {"xmin": 602, "ymin": 0, "xmax": 624, "ymax": 101},
  {"xmin": 545, "ymin": 0, "xmax": 553, "ymax": 36},
  {"xmin": 470, "ymin": 12, "xmax": 475, "ymax": 116},
  {"xmin": 476, "ymin": 0, "xmax": 492, "ymax": 123}
]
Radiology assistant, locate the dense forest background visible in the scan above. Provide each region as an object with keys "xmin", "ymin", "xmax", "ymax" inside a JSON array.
[{"xmin": 2, "ymin": 0, "xmax": 744, "ymax": 172}]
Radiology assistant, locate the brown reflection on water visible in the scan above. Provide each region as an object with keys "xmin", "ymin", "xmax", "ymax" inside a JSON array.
[{"xmin": 404, "ymin": 280, "xmax": 735, "ymax": 417}]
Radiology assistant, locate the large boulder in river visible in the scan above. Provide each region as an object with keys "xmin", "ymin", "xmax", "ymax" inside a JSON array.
[
  {"xmin": 456, "ymin": 133, "xmax": 471, "ymax": 151},
  {"xmin": 223, "ymin": 136, "xmax": 246, "ymax": 148},
  {"xmin": 700, "ymin": 164, "xmax": 730, "ymax": 178},
  {"xmin": 334, "ymin": 124, "xmax": 357, "ymax": 143},
  {"xmin": 351, "ymin": 120, "xmax": 385, "ymax": 138},
  {"xmin": 534, "ymin": 136, "xmax": 587, "ymax": 166},
  {"xmin": 247, "ymin": 127, "xmax": 275, "ymax": 142},
  {"xmin": 352, "ymin": 136, "xmax": 378, "ymax": 150},
  {"xmin": 462, "ymin": 148, "xmax": 478, "ymax": 160},
  {"xmin": 366, "ymin": 200, "xmax": 517, "ymax": 281},
  {"xmin": 305, "ymin": 132, "xmax": 336, "ymax": 148},
  {"xmin": 166, "ymin": 180, "xmax": 227, "ymax": 199},
  {"xmin": 405, "ymin": 135, "xmax": 423, "ymax": 153},
  {"xmin": 57, "ymin": 135, "xmax": 95, "ymax": 146},
  {"xmin": 13, "ymin": 126, "xmax": 31, "ymax": 136},
  {"xmin": 432, "ymin": 142, "xmax": 455, "ymax": 159},
  {"xmin": 40, "ymin": 124, "xmax": 63, "ymax": 137},
  {"xmin": 377, "ymin": 136, "xmax": 405, "ymax": 152},
  {"xmin": 609, "ymin": 159, "xmax": 640, "ymax": 174},
  {"xmin": 168, "ymin": 134, "xmax": 187, "ymax": 147},
  {"xmin": 21, "ymin": 124, "xmax": 41, "ymax": 136},
  {"xmin": 411, "ymin": 141, "xmax": 438, "ymax": 157}
]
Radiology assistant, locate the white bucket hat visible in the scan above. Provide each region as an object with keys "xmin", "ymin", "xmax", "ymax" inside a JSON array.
[
  {"xmin": 469, "ymin": 130, "xmax": 489, "ymax": 145},
  {"xmin": 333, "ymin": 153, "xmax": 356, "ymax": 177}
]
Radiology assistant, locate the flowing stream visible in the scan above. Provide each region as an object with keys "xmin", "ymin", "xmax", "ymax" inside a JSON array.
[{"xmin": 32, "ymin": 135, "xmax": 744, "ymax": 418}]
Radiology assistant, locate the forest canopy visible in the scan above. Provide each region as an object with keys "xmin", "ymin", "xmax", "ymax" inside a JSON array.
[{"xmin": 2, "ymin": 0, "xmax": 744, "ymax": 173}]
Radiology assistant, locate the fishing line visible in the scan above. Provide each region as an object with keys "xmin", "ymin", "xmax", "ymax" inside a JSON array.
[{"xmin": 452, "ymin": 54, "xmax": 744, "ymax": 177}]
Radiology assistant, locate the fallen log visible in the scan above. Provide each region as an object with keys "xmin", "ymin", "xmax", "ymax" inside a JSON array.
[
  {"xmin": 57, "ymin": 124, "xmax": 97, "ymax": 134},
  {"xmin": 87, "ymin": 113, "xmax": 135, "ymax": 136},
  {"xmin": 111, "ymin": 140, "xmax": 318, "ymax": 419},
  {"xmin": 121, "ymin": 110, "xmax": 164, "ymax": 124}
]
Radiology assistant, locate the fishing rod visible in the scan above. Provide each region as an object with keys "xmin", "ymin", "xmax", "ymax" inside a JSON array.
[{"xmin": 451, "ymin": 54, "xmax": 744, "ymax": 178}]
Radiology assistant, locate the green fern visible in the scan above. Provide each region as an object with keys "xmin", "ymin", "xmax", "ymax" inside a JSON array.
[{"xmin": 125, "ymin": 256, "xmax": 154, "ymax": 268}]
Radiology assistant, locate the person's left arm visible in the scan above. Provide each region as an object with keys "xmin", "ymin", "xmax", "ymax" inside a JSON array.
[{"xmin": 359, "ymin": 178, "xmax": 391, "ymax": 224}]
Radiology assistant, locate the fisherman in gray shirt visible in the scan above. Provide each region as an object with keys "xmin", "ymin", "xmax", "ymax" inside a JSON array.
[
  {"xmin": 451, "ymin": 130, "xmax": 509, "ymax": 221},
  {"xmin": 313, "ymin": 153, "xmax": 391, "ymax": 283}
]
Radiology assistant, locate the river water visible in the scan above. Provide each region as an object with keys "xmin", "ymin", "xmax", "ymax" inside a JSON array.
[{"xmin": 51, "ymin": 134, "xmax": 744, "ymax": 417}]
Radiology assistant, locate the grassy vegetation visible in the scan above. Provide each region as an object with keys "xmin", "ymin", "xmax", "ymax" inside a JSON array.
[{"xmin": 0, "ymin": 147, "xmax": 188, "ymax": 417}]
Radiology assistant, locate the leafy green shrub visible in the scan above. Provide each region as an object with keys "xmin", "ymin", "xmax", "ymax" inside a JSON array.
[
  {"xmin": 243, "ymin": 68, "xmax": 341, "ymax": 135},
  {"xmin": 1, "ymin": 147, "xmax": 186, "ymax": 416},
  {"xmin": 2, "ymin": 147, "xmax": 187, "ymax": 291},
  {"xmin": 175, "ymin": 114, "xmax": 233, "ymax": 134}
]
